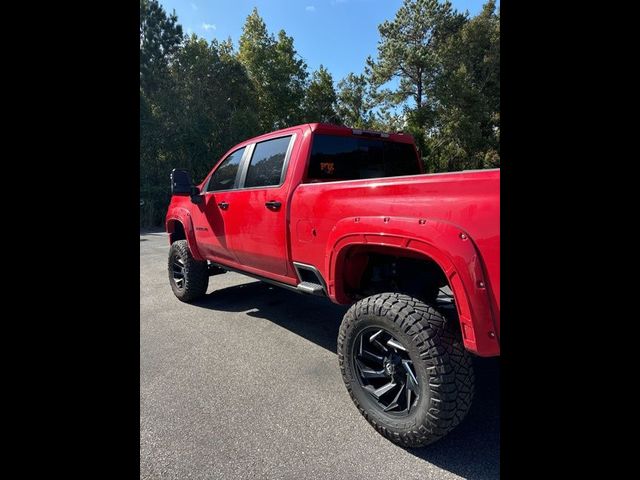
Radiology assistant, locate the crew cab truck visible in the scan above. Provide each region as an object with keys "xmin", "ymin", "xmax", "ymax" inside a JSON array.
[{"xmin": 166, "ymin": 123, "xmax": 500, "ymax": 447}]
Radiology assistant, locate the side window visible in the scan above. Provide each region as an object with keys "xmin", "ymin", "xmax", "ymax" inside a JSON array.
[
  {"xmin": 244, "ymin": 136, "xmax": 292, "ymax": 188},
  {"xmin": 207, "ymin": 147, "xmax": 245, "ymax": 192}
]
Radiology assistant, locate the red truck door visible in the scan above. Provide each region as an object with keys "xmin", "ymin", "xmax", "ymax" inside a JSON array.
[
  {"xmin": 191, "ymin": 146, "xmax": 248, "ymax": 263},
  {"xmin": 222, "ymin": 134, "xmax": 297, "ymax": 276}
]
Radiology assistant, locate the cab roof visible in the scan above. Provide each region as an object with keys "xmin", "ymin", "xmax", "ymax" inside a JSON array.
[{"xmin": 239, "ymin": 123, "xmax": 415, "ymax": 147}]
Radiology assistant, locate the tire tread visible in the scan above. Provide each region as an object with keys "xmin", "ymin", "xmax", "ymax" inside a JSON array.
[
  {"xmin": 168, "ymin": 240, "xmax": 208, "ymax": 302},
  {"xmin": 337, "ymin": 292, "xmax": 474, "ymax": 448}
]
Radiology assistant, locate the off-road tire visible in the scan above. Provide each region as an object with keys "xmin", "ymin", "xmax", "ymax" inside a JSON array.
[
  {"xmin": 168, "ymin": 240, "xmax": 208, "ymax": 302},
  {"xmin": 338, "ymin": 292, "xmax": 474, "ymax": 447}
]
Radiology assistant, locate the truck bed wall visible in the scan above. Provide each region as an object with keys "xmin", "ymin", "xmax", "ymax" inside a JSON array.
[{"xmin": 290, "ymin": 168, "xmax": 500, "ymax": 329}]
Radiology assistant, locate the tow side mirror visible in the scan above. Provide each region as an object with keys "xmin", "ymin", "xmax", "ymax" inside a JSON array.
[
  {"xmin": 190, "ymin": 186, "xmax": 203, "ymax": 204},
  {"xmin": 170, "ymin": 168, "xmax": 193, "ymax": 195}
]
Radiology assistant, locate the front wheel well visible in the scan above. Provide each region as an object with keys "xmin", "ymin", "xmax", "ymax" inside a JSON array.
[
  {"xmin": 338, "ymin": 246, "xmax": 448, "ymax": 304},
  {"xmin": 167, "ymin": 220, "xmax": 186, "ymax": 244}
]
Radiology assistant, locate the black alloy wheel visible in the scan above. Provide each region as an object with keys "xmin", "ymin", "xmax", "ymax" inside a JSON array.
[
  {"xmin": 352, "ymin": 327, "xmax": 421, "ymax": 415},
  {"xmin": 171, "ymin": 256, "xmax": 186, "ymax": 290},
  {"xmin": 168, "ymin": 240, "xmax": 208, "ymax": 302}
]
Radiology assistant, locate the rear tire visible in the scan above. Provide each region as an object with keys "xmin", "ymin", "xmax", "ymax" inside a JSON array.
[
  {"xmin": 338, "ymin": 292, "xmax": 474, "ymax": 447},
  {"xmin": 168, "ymin": 240, "xmax": 208, "ymax": 302}
]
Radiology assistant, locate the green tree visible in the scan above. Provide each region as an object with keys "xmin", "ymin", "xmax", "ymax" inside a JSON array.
[
  {"xmin": 367, "ymin": 0, "xmax": 465, "ymax": 111},
  {"xmin": 139, "ymin": 0, "xmax": 183, "ymax": 96},
  {"xmin": 367, "ymin": 0, "xmax": 499, "ymax": 172},
  {"xmin": 365, "ymin": 0, "xmax": 466, "ymax": 160},
  {"xmin": 169, "ymin": 36, "xmax": 260, "ymax": 182},
  {"xmin": 336, "ymin": 73, "xmax": 376, "ymax": 128},
  {"xmin": 302, "ymin": 65, "xmax": 340, "ymax": 123},
  {"xmin": 428, "ymin": 0, "xmax": 500, "ymax": 171},
  {"xmin": 140, "ymin": 0, "xmax": 184, "ymax": 226},
  {"xmin": 238, "ymin": 8, "xmax": 307, "ymax": 131},
  {"xmin": 140, "ymin": 2, "xmax": 261, "ymax": 227}
]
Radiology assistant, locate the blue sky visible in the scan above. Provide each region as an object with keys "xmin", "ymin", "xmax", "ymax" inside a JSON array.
[{"xmin": 158, "ymin": 0, "xmax": 497, "ymax": 83}]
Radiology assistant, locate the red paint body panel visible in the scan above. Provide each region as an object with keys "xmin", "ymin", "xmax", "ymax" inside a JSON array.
[{"xmin": 166, "ymin": 123, "xmax": 500, "ymax": 356}]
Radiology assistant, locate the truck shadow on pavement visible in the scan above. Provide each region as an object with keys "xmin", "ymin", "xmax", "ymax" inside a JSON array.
[{"xmin": 193, "ymin": 280, "xmax": 500, "ymax": 480}]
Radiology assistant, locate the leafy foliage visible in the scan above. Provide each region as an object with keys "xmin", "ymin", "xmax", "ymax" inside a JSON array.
[
  {"xmin": 302, "ymin": 66, "xmax": 340, "ymax": 124},
  {"xmin": 139, "ymin": 0, "xmax": 183, "ymax": 94},
  {"xmin": 365, "ymin": 0, "xmax": 500, "ymax": 172},
  {"xmin": 336, "ymin": 73, "xmax": 376, "ymax": 129},
  {"xmin": 427, "ymin": 0, "xmax": 500, "ymax": 171},
  {"xmin": 238, "ymin": 8, "xmax": 308, "ymax": 131}
]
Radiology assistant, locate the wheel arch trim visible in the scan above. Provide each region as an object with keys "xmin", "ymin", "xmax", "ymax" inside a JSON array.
[
  {"xmin": 165, "ymin": 209, "xmax": 205, "ymax": 261},
  {"xmin": 325, "ymin": 216, "xmax": 499, "ymax": 356}
]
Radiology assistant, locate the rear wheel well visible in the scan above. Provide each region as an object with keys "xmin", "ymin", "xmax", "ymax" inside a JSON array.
[
  {"xmin": 340, "ymin": 246, "xmax": 448, "ymax": 304},
  {"xmin": 168, "ymin": 220, "xmax": 186, "ymax": 244}
]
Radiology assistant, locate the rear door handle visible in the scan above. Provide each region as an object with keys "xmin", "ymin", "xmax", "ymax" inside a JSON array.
[
  {"xmin": 217, "ymin": 201, "xmax": 229, "ymax": 210},
  {"xmin": 265, "ymin": 200, "xmax": 281, "ymax": 210}
]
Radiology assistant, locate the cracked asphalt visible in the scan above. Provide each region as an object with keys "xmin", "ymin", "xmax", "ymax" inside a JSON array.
[{"xmin": 140, "ymin": 230, "xmax": 500, "ymax": 479}]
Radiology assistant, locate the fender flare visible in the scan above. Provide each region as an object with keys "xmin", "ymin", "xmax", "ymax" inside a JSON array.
[
  {"xmin": 325, "ymin": 216, "xmax": 499, "ymax": 356},
  {"xmin": 165, "ymin": 208, "xmax": 205, "ymax": 261}
]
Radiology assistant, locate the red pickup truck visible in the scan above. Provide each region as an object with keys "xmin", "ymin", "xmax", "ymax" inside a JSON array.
[{"xmin": 165, "ymin": 123, "xmax": 500, "ymax": 447}]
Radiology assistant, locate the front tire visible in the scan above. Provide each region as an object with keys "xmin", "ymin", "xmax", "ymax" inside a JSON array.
[
  {"xmin": 168, "ymin": 240, "xmax": 208, "ymax": 302},
  {"xmin": 337, "ymin": 292, "xmax": 474, "ymax": 447}
]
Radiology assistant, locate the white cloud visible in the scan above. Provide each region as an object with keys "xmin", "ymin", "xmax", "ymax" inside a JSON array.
[
  {"xmin": 190, "ymin": 3, "xmax": 198, "ymax": 10},
  {"xmin": 201, "ymin": 23, "xmax": 217, "ymax": 31},
  {"xmin": 305, "ymin": 6, "xmax": 316, "ymax": 12}
]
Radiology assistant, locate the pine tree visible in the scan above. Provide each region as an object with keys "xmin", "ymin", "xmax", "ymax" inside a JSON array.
[
  {"xmin": 238, "ymin": 8, "xmax": 307, "ymax": 131},
  {"xmin": 302, "ymin": 66, "xmax": 340, "ymax": 124}
]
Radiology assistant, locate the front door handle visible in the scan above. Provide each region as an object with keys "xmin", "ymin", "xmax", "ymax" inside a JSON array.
[
  {"xmin": 217, "ymin": 201, "xmax": 229, "ymax": 210},
  {"xmin": 265, "ymin": 200, "xmax": 281, "ymax": 210}
]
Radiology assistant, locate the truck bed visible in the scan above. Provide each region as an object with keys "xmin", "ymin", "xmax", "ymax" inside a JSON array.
[{"xmin": 290, "ymin": 168, "xmax": 500, "ymax": 319}]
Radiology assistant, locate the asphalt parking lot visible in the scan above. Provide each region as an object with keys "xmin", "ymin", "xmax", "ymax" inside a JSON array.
[{"xmin": 140, "ymin": 230, "xmax": 500, "ymax": 479}]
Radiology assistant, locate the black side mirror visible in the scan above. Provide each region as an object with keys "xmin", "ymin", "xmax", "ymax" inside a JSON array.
[
  {"xmin": 170, "ymin": 168, "xmax": 193, "ymax": 195},
  {"xmin": 190, "ymin": 186, "xmax": 203, "ymax": 204}
]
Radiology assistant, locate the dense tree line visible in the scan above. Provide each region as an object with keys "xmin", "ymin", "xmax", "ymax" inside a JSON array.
[{"xmin": 140, "ymin": 0, "xmax": 499, "ymax": 226}]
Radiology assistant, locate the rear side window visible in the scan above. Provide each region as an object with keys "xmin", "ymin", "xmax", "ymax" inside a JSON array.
[
  {"xmin": 306, "ymin": 134, "xmax": 420, "ymax": 182},
  {"xmin": 207, "ymin": 147, "xmax": 245, "ymax": 192},
  {"xmin": 244, "ymin": 136, "xmax": 292, "ymax": 188}
]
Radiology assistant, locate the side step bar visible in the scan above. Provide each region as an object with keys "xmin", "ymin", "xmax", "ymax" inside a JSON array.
[
  {"xmin": 207, "ymin": 260, "xmax": 328, "ymax": 298},
  {"xmin": 296, "ymin": 281, "xmax": 325, "ymax": 296},
  {"xmin": 207, "ymin": 263, "xmax": 227, "ymax": 276},
  {"xmin": 293, "ymin": 262, "xmax": 328, "ymax": 297}
]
